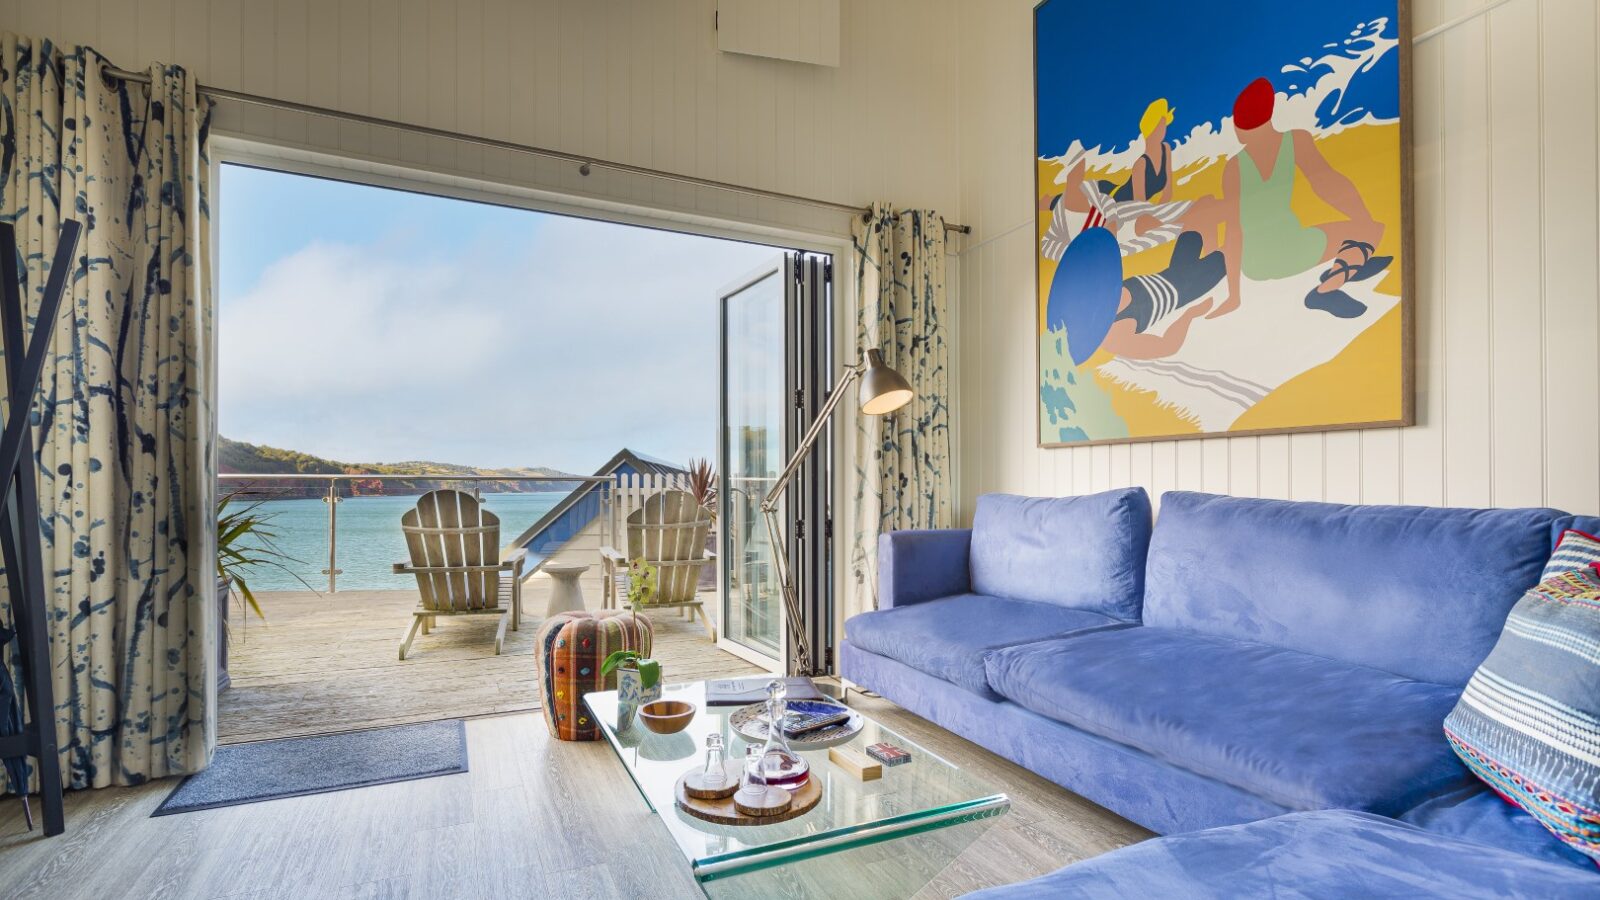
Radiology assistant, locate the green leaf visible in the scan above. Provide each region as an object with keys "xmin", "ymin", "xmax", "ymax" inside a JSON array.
[
  {"xmin": 600, "ymin": 649, "xmax": 639, "ymax": 677},
  {"xmin": 637, "ymin": 658, "xmax": 660, "ymax": 690}
]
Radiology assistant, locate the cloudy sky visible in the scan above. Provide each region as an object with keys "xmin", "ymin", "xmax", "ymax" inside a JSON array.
[{"xmin": 218, "ymin": 165, "xmax": 780, "ymax": 474}]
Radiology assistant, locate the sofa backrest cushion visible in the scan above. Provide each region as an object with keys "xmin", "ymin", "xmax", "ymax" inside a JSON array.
[
  {"xmin": 1142, "ymin": 492, "xmax": 1564, "ymax": 685},
  {"xmin": 970, "ymin": 489, "xmax": 1151, "ymax": 619},
  {"xmin": 1550, "ymin": 515, "xmax": 1600, "ymax": 566}
]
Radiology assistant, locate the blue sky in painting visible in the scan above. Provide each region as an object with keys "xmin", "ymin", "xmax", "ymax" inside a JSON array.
[
  {"xmin": 1034, "ymin": 0, "xmax": 1400, "ymax": 157},
  {"xmin": 217, "ymin": 165, "xmax": 777, "ymax": 472}
]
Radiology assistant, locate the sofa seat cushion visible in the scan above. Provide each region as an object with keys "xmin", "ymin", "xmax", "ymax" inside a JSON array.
[
  {"xmin": 984, "ymin": 627, "xmax": 1470, "ymax": 812},
  {"xmin": 1400, "ymin": 785, "xmax": 1598, "ymax": 871},
  {"xmin": 963, "ymin": 810, "xmax": 1600, "ymax": 900},
  {"xmin": 843, "ymin": 594, "xmax": 1127, "ymax": 699}
]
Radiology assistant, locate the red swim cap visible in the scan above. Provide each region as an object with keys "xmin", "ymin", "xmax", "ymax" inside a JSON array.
[{"xmin": 1233, "ymin": 77, "xmax": 1275, "ymax": 130}]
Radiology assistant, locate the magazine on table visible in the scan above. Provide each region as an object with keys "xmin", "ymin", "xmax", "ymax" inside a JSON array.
[{"xmin": 705, "ymin": 676, "xmax": 826, "ymax": 706}]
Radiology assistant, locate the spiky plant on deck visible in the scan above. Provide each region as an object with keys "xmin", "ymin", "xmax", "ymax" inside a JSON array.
[
  {"xmin": 685, "ymin": 457, "xmax": 717, "ymax": 518},
  {"xmin": 216, "ymin": 492, "xmax": 311, "ymax": 625}
]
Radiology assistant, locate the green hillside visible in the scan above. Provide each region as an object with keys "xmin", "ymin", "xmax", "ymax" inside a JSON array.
[{"xmin": 219, "ymin": 436, "xmax": 577, "ymax": 496}]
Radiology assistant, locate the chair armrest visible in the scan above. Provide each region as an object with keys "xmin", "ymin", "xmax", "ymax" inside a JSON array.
[
  {"xmin": 878, "ymin": 529, "xmax": 972, "ymax": 610},
  {"xmin": 502, "ymin": 547, "xmax": 529, "ymax": 578},
  {"xmin": 599, "ymin": 545, "xmax": 626, "ymax": 564},
  {"xmin": 393, "ymin": 559, "xmax": 410, "ymax": 574}
]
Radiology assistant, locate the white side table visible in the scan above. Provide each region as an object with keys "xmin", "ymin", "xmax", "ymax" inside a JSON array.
[{"xmin": 544, "ymin": 563, "xmax": 590, "ymax": 617}]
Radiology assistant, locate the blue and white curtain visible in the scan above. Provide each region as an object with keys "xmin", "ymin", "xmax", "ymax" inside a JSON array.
[
  {"xmin": 0, "ymin": 34, "xmax": 215, "ymax": 789},
  {"xmin": 850, "ymin": 204, "xmax": 953, "ymax": 615}
]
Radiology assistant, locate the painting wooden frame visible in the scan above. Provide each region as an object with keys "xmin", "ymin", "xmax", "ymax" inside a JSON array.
[{"xmin": 1033, "ymin": 0, "xmax": 1414, "ymax": 449}]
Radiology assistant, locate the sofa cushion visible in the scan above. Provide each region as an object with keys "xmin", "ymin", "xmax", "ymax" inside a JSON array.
[
  {"xmin": 1543, "ymin": 527, "xmax": 1600, "ymax": 580},
  {"xmin": 1143, "ymin": 492, "xmax": 1564, "ymax": 685},
  {"xmin": 843, "ymin": 594, "xmax": 1126, "ymax": 699},
  {"xmin": 970, "ymin": 489, "xmax": 1151, "ymax": 618},
  {"xmin": 842, "ymin": 640, "xmax": 1290, "ymax": 835},
  {"xmin": 1444, "ymin": 559, "xmax": 1600, "ymax": 863},
  {"xmin": 1400, "ymin": 785, "xmax": 1598, "ymax": 871},
  {"xmin": 1554, "ymin": 514, "xmax": 1600, "ymax": 557},
  {"xmin": 985, "ymin": 627, "xmax": 1470, "ymax": 813},
  {"xmin": 963, "ymin": 810, "xmax": 1600, "ymax": 900}
]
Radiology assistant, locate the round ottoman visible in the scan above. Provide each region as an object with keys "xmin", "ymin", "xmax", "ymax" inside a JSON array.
[{"xmin": 536, "ymin": 610, "xmax": 653, "ymax": 741}]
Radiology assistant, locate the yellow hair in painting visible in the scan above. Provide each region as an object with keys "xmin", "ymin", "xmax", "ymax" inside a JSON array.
[{"xmin": 1139, "ymin": 98, "xmax": 1175, "ymax": 137}]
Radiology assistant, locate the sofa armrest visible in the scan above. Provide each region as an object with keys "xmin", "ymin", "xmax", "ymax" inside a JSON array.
[{"xmin": 878, "ymin": 529, "xmax": 972, "ymax": 609}]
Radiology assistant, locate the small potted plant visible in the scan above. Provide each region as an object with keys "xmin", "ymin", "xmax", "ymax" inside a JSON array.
[{"xmin": 602, "ymin": 557, "xmax": 661, "ymax": 729}]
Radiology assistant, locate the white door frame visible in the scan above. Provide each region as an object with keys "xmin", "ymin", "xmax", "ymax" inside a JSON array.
[{"xmin": 206, "ymin": 133, "xmax": 860, "ymax": 679}]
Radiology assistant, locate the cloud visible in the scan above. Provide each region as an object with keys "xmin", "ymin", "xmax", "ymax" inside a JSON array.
[{"xmin": 219, "ymin": 212, "xmax": 777, "ymax": 473}]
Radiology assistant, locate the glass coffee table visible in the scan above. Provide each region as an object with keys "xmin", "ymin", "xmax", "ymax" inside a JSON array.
[{"xmin": 585, "ymin": 680, "xmax": 1010, "ymax": 898}]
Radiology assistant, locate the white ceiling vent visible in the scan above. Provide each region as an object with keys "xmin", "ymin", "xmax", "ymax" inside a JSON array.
[{"xmin": 716, "ymin": 0, "xmax": 841, "ymax": 67}]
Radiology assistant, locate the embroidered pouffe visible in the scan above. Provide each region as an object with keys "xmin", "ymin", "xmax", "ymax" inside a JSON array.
[{"xmin": 537, "ymin": 610, "xmax": 653, "ymax": 741}]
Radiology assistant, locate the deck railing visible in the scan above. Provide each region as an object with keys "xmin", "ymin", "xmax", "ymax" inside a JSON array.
[{"xmin": 219, "ymin": 473, "xmax": 614, "ymax": 593}]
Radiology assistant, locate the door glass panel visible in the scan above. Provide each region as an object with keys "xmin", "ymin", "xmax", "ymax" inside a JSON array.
[{"xmin": 721, "ymin": 266, "xmax": 785, "ymax": 660}]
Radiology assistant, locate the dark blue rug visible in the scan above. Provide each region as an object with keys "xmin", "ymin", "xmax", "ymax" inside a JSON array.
[{"xmin": 153, "ymin": 719, "xmax": 468, "ymax": 815}]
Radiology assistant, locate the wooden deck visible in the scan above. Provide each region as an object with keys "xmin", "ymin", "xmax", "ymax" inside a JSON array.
[{"xmin": 220, "ymin": 587, "xmax": 765, "ymax": 744}]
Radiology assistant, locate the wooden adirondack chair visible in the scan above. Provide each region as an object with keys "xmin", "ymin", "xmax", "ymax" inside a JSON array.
[
  {"xmin": 393, "ymin": 489, "xmax": 527, "ymax": 660},
  {"xmin": 601, "ymin": 490, "xmax": 716, "ymax": 639}
]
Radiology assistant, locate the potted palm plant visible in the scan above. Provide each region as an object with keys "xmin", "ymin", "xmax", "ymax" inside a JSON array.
[{"xmin": 216, "ymin": 492, "xmax": 308, "ymax": 691}]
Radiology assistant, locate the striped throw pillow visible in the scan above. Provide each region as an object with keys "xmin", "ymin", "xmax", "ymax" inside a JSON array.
[
  {"xmin": 1543, "ymin": 529, "xmax": 1600, "ymax": 581},
  {"xmin": 1444, "ymin": 535, "xmax": 1600, "ymax": 863}
]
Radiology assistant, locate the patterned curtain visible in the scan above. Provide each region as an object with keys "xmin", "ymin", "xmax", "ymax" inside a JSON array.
[
  {"xmin": 849, "ymin": 204, "xmax": 953, "ymax": 617},
  {"xmin": 0, "ymin": 34, "xmax": 215, "ymax": 789}
]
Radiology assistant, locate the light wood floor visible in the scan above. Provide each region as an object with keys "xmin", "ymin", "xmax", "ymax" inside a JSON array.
[
  {"xmin": 0, "ymin": 695, "xmax": 1151, "ymax": 900},
  {"xmin": 221, "ymin": 589, "xmax": 763, "ymax": 744}
]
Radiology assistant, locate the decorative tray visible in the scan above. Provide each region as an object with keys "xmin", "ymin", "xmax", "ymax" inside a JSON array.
[
  {"xmin": 674, "ymin": 765, "xmax": 822, "ymax": 826},
  {"xmin": 729, "ymin": 699, "xmax": 864, "ymax": 750}
]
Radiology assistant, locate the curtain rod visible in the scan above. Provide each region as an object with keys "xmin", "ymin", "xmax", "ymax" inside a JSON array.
[{"xmin": 101, "ymin": 65, "xmax": 969, "ymax": 235}]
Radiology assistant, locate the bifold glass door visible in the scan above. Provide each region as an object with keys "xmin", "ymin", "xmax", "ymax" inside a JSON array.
[
  {"xmin": 718, "ymin": 253, "xmax": 833, "ymax": 673},
  {"xmin": 720, "ymin": 263, "xmax": 786, "ymax": 663}
]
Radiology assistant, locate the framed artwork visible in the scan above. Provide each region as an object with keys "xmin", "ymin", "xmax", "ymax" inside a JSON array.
[{"xmin": 1034, "ymin": 1, "xmax": 1413, "ymax": 447}]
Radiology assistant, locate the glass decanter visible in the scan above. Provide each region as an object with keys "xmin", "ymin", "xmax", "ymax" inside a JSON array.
[{"xmin": 757, "ymin": 679, "xmax": 810, "ymax": 790}]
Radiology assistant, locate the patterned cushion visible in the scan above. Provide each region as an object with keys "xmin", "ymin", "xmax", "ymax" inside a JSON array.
[
  {"xmin": 1544, "ymin": 529, "xmax": 1600, "ymax": 581},
  {"xmin": 1444, "ymin": 542, "xmax": 1600, "ymax": 862},
  {"xmin": 536, "ymin": 611, "xmax": 652, "ymax": 741}
]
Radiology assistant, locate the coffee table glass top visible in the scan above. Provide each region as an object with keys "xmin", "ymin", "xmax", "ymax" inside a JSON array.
[{"xmin": 585, "ymin": 680, "xmax": 1010, "ymax": 886}]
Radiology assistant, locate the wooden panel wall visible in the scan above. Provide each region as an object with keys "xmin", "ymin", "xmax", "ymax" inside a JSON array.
[
  {"xmin": 0, "ymin": 0, "xmax": 960, "ymax": 237},
  {"xmin": 954, "ymin": 0, "xmax": 1600, "ymax": 520}
]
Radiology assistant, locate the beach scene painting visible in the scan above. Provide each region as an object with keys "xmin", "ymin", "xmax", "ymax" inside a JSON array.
[{"xmin": 1034, "ymin": 1, "xmax": 1411, "ymax": 447}]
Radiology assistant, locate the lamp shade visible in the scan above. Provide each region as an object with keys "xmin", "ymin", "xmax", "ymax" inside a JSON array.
[{"xmin": 859, "ymin": 348, "xmax": 914, "ymax": 416}]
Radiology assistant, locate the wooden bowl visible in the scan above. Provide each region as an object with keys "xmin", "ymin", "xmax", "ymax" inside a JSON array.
[{"xmin": 639, "ymin": 700, "xmax": 696, "ymax": 734}]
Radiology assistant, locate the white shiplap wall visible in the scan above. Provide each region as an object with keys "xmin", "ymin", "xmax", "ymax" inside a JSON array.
[
  {"xmin": 0, "ymin": 0, "xmax": 964, "ymax": 633},
  {"xmin": 953, "ymin": 0, "xmax": 1600, "ymax": 521},
  {"xmin": 0, "ymin": 0, "xmax": 960, "ymax": 238}
]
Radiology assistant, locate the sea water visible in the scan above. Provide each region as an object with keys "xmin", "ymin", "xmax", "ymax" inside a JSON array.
[{"xmin": 233, "ymin": 493, "xmax": 565, "ymax": 592}]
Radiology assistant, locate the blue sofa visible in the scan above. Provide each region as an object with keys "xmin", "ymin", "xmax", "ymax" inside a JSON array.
[{"xmin": 841, "ymin": 489, "xmax": 1600, "ymax": 895}]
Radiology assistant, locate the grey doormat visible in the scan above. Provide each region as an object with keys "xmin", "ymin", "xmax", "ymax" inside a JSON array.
[{"xmin": 153, "ymin": 719, "xmax": 468, "ymax": 816}]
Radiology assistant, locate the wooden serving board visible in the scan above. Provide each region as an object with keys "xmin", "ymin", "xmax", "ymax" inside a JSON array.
[{"xmin": 675, "ymin": 772, "xmax": 821, "ymax": 826}]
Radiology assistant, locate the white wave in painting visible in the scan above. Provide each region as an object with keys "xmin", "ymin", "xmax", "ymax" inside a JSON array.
[{"xmin": 1047, "ymin": 16, "xmax": 1399, "ymax": 183}]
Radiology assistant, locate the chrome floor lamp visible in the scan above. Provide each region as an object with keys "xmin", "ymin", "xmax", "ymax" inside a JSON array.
[{"xmin": 761, "ymin": 348, "xmax": 913, "ymax": 676}]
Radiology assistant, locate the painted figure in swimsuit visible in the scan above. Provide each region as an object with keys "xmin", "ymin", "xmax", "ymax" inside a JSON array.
[
  {"xmin": 1045, "ymin": 98, "xmax": 1179, "ymax": 237},
  {"xmin": 1110, "ymin": 99, "xmax": 1177, "ymax": 236},
  {"xmin": 1101, "ymin": 231, "xmax": 1227, "ymax": 359},
  {"xmin": 1212, "ymin": 77, "xmax": 1391, "ymax": 320}
]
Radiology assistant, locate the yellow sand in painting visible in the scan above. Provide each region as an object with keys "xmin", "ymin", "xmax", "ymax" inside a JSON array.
[
  {"xmin": 1093, "ymin": 366, "xmax": 1202, "ymax": 435},
  {"xmin": 1232, "ymin": 304, "xmax": 1403, "ymax": 431},
  {"xmin": 1037, "ymin": 119, "xmax": 1404, "ymax": 433}
]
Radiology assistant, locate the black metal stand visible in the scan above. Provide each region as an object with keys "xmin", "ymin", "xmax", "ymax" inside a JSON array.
[{"xmin": 0, "ymin": 219, "xmax": 82, "ymax": 837}]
